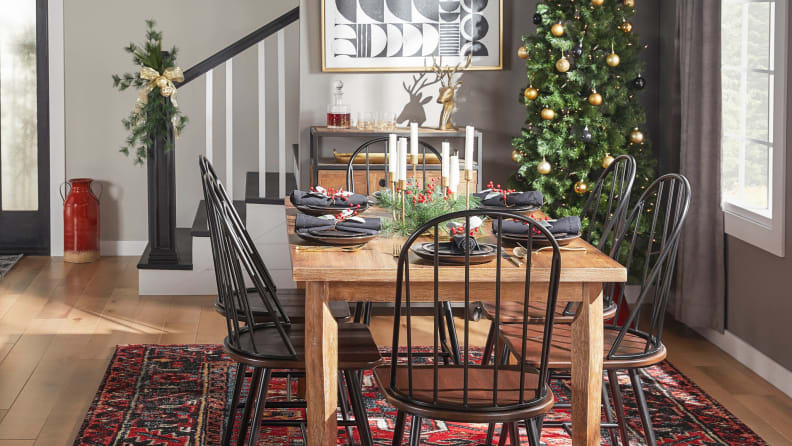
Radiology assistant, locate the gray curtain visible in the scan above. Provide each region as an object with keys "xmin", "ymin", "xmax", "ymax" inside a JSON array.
[{"xmin": 672, "ymin": 0, "xmax": 725, "ymax": 331}]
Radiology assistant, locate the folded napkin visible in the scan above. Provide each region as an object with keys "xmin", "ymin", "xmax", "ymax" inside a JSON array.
[
  {"xmin": 473, "ymin": 190, "xmax": 543, "ymax": 208},
  {"xmin": 295, "ymin": 214, "xmax": 381, "ymax": 235},
  {"xmin": 290, "ymin": 189, "xmax": 369, "ymax": 208},
  {"xmin": 450, "ymin": 235, "xmax": 481, "ymax": 254},
  {"xmin": 493, "ymin": 216, "xmax": 581, "ymax": 237}
]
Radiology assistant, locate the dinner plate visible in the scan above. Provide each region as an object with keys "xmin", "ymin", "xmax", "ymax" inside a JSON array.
[
  {"xmin": 477, "ymin": 204, "xmax": 540, "ymax": 213},
  {"xmin": 295, "ymin": 202, "xmax": 369, "ymax": 217},
  {"xmin": 500, "ymin": 232, "xmax": 581, "ymax": 247},
  {"xmin": 412, "ymin": 242, "xmax": 497, "ymax": 265},
  {"xmin": 296, "ymin": 229, "xmax": 378, "ymax": 246}
]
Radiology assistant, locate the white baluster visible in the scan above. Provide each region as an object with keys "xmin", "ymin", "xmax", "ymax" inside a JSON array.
[
  {"xmin": 277, "ymin": 29, "xmax": 286, "ymax": 198},
  {"xmin": 205, "ymin": 69, "xmax": 213, "ymax": 164},
  {"xmin": 225, "ymin": 59, "xmax": 233, "ymax": 199},
  {"xmin": 258, "ymin": 40, "xmax": 266, "ymax": 199}
]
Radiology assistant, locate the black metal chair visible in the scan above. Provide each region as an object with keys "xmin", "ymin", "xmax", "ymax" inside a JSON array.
[
  {"xmin": 199, "ymin": 155, "xmax": 350, "ymax": 324},
  {"xmin": 373, "ymin": 210, "xmax": 563, "ymax": 446},
  {"xmin": 480, "ymin": 155, "xmax": 637, "ymax": 362},
  {"xmin": 201, "ymin": 166, "xmax": 382, "ymax": 446},
  {"xmin": 499, "ymin": 173, "xmax": 691, "ymax": 445}
]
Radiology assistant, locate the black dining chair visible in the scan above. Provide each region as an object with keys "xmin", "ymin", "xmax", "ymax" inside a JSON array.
[
  {"xmin": 498, "ymin": 173, "xmax": 691, "ymax": 445},
  {"xmin": 373, "ymin": 209, "xmax": 563, "ymax": 446},
  {"xmin": 201, "ymin": 166, "xmax": 382, "ymax": 446},
  {"xmin": 480, "ymin": 155, "xmax": 637, "ymax": 362}
]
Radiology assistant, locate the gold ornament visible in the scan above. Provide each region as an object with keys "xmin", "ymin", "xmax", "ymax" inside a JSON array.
[
  {"xmin": 630, "ymin": 128, "xmax": 645, "ymax": 144},
  {"xmin": 524, "ymin": 86, "xmax": 538, "ymax": 100},
  {"xmin": 555, "ymin": 57, "xmax": 570, "ymax": 73},
  {"xmin": 537, "ymin": 158, "xmax": 552, "ymax": 175},
  {"xmin": 624, "ymin": 0, "xmax": 635, "ymax": 7},
  {"xmin": 592, "ymin": 0, "xmax": 604, "ymax": 5},
  {"xmin": 551, "ymin": 23, "xmax": 565, "ymax": 37},
  {"xmin": 511, "ymin": 150, "xmax": 522, "ymax": 163},
  {"xmin": 620, "ymin": 21, "xmax": 633, "ymax": 33},
  {"xmin": 602, "ymin": 153, "xmax": 615, "ymax": 169},
  {"xmin": 588, "ymin": 90, "xmax": 603, "ymax": 106},
  {"xmin": 137, "ymin": 66, "xmax": 184, "ymax": 109},
  {"xmin": 574, "ymin": 181, "xmax": 589, "ymax": 195},
  {"xmin": 518, "ymin": 45, "xmax": 530, "ymax": 59},
  {"xmin": 541, "ymin": 108, "xmax": 555, "ymax": 120},
  {"xmin": 606, "ymin": 52, "xmax": 621, "ymax": 67}
]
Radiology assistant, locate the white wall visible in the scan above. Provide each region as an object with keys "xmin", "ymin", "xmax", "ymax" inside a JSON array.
[{"xmin": 64, "ymin": 0, "xmax": 298, "ymax": 246}]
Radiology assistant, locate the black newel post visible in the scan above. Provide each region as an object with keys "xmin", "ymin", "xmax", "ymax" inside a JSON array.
[{"xmin": 145, "ymin": 111, "xmax": 178, "ymax": 265}]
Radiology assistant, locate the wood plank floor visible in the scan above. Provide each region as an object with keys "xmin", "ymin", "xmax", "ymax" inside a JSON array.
[{"xmin": 0, "ymin": 256, "xmax": 790, "ymax": 445}]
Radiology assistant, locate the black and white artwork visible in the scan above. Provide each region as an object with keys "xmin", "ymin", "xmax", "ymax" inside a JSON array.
[{"xmin": 323, "ymin": 0, "xmax": 502, "ymax": 71}]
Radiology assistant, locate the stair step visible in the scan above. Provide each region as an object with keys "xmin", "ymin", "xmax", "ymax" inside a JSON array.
[
  {"xmin": 245, "ymin": 172, "xmax": 297, "ymax": 205},
  {"xmin": 191, "ymin": 200, "xmax": 247, "ymax": 238},
  {"xmin": 137, "ymin": 228, "xmax": 193, "ymax": 270}
]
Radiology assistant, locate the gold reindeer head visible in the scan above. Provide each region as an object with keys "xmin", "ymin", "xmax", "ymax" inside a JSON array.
[{"xmin": 426, "ymin": 54, "xmax": 472, "ymax": 130}]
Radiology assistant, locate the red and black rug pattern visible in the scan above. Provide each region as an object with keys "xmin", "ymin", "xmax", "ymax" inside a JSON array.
[{"xmin": 73, "ymin": 345, "xmax": 766, "ymax": 445}]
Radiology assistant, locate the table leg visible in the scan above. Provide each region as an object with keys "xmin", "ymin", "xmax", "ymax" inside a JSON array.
[
  {"xmin": 305, "ymin": 281, "xmax": 338, "ymax": 446},
  {"xmin": 571, "ymin": 283, "xmax": 604, "ymax": 445}
]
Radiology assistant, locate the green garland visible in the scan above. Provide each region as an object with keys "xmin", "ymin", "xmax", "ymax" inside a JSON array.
[
  {"xmin": 374, "ymin": 181, "xmax": 480, "ymax": 236},
  {"xmin": 112, "ymin": 20, "xmax": 188, "ymax": 165}
]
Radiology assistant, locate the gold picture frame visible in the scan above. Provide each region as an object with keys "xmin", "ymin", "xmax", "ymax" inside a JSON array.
[{"xmin": 321, "ymin": 0, "xmax": 503, "ymax": 72}]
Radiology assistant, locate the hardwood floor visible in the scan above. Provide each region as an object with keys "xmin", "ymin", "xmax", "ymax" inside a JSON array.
[{"xmin": 0, "ymin": 256, "xmax": 790, "ymax": 445}]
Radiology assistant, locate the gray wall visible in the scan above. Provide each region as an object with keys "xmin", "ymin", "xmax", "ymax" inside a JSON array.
[
  {"xmin": 298, "ymin": 0, "xmax": 664, "ymax": 187},
  {"xmin": 725, "ymin": 3, "xmax": 792, "ymax": 370},
  {"xmin": 64, "ymin": 0, "xmax": 298, "ymax": 244}
]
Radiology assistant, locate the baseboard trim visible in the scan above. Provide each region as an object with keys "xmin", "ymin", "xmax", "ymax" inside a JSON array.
[
  {"xmin": 697, "ymin": 327, "xmax": 792, "ymax": 399},
  {"xmin": 100, "ymin": 241, "xmax": 147, "ymax": 256}
]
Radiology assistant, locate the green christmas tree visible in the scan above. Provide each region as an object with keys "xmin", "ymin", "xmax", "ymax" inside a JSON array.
[{"xmin": 511, "ymin": 0, "xmax": 655, "ymax": 219}]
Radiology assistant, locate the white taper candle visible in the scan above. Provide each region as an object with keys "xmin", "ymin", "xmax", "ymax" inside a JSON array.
[
  {"xmin": 449, "ymin": 155, "xmax": 460, "ymax": 193},
  {"xmin": 388, "ymin": 133, "xmax": 398, "ymax": 178},
  {"xmin": 410, "ymin": 122, "xmax": 419, "ymax": 157},
  {"xmin": 464, "ymin": 125, "xmax": 475, "ymax": 171},
  {"xmin": 441, "ymin": 141, "xmax": 450, "ymax": 178},
  {"xmin": 398, "ymin": 137, "xmax": 408, "ymax": 181}
]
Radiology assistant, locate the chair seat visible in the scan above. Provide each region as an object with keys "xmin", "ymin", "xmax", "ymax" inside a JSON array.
[
  {"xmin": 499, "ymin": 324, "xmax": 666, "ymax": 370},
  {"xmin": 372, "ymin": 365, "xmax": 554, "ymax": 423},
  {"xmin": 215, "ymin": 288, "xmax": 351, "ymax": 323},
  {"xmin": 481, "ymin": 299, "xmax": 618, "ymax": 324},
  {"xmin": 224, "ymin": 323, "xmax": 382, "ymax": 370}
]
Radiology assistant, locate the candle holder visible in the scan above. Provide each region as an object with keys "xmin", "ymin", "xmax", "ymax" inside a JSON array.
[
  {"xmin": 464, "ymin": 170, "xmax": 474, "ymax": 210},
  {"xmin": 398, "ymin": 179, "xmax": 407, "ymax": 224},
  {"xmin": 441, "ymin": 177, "xmax": 449, "ymax": 198},
  {"xmin": 389, "ymin": 172, "xmax": 397, "ymax": 220}
]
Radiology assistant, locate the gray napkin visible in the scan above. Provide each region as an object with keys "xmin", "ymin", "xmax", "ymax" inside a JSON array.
[{"xmin": 295, "ymin": 214, "xmax": 381, "ymax": 235}]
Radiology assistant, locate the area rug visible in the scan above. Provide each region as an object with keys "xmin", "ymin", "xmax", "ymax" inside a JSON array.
[
  {"xmin": 0, "ymin": 254, "xmax": 22, "ymax": 280},
  {"xmin": 73, "ymin": 345, "xmax": 767, "ymax": 445}
]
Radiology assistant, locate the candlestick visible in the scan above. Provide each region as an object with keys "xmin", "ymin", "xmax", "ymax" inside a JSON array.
[
  {"xmin": 441, "ymin": 176, "xmax": 449, "ymax": 198},
  {"xmin": 464, "ymin": 126, "xmax": 475, "ymax": 171},
  {"xmin": 399, "ymin": 179, "xmax": 407, "ymax": 224},
  {"xmin": 389, "ymin": 171, "xmax": 397, "ymax": 220},
  {"xmin": 464, "ymin": 169, "xmax": 474, "ymax": 210}
]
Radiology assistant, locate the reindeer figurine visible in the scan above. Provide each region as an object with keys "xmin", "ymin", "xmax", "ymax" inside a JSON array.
[{"xmin": 427, "ymin": 54, "xmax": 472, "ymax": 130}]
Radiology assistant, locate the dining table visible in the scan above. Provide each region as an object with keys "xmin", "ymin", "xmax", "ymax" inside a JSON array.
[{"xmin": 287, "ymin": 200, "xmax": 627, "ymax": 445}]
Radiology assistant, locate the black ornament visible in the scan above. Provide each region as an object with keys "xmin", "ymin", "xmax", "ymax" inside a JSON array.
[
  {"xmin": 633, "ymin": 74, "xmax": 646, "ymax": 90},
  {"xmin": 570, "ymin": 45, "xmax": 583, "ymax": 58},
  {"xmin": 581, "ymin": 126, "xmax": 593, "ymax": 143},
  {"xmin": 515, "ymin": 171, "xmax": 526, "ymax": 183},
  {"xmin": 533, "ymin": 13, "xmax": 542, "ymax": 25}
]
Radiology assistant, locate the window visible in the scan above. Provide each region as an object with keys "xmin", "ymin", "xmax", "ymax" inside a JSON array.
[{"xmin": 721, "ymin": 0, "xmax": 787, "ymax": 256}]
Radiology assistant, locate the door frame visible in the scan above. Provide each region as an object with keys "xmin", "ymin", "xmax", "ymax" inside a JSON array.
[{"xmin": 49, "ymin": 0, "xmax": 65, "ymax": 256}]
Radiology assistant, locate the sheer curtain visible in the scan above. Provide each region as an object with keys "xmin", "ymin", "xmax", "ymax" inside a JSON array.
[{"xmin": 672, "ymin": 0, "xmax": 726, "ymax": 331}]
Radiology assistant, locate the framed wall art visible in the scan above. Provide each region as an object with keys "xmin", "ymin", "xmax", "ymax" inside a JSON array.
[{"xmin": 322, "ymin": 0, "xmax": 502, "ymax": 72}]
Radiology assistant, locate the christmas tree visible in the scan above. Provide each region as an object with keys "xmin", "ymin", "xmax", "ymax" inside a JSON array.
[{"xmin": 511, "ymin": 0, "xmax": 655, "ymax": 219}]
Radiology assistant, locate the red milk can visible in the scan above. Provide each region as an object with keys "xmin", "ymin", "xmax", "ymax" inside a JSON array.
[{"xmin": 62, "ymin": 178, "xmax": 100, "ymax": 263}]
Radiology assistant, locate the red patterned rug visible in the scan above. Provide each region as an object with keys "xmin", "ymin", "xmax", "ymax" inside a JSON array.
[{"xmin": 73, "ymin": 345, "xmax": 766, "ymax": 445}]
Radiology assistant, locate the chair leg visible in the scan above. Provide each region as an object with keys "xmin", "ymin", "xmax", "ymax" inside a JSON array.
[
  {"xmin": 497, "ymin": 424, "xmax": 509, "ymax": 446},
  {"xmin": 525, "ymin": 418, "xmax": 541, "ymax": 446},
  {"xmin": 607, "ymin": 370, "xmax": 630, "ymax": 446},
  {"xmin": 437, "ymin": 308, "xmax": 451, "ymax": 365},
  {"xmin": 222, "ymin": 363, "xmax": 246, "ymax": 446},
  {"xmin": 629, "ymin": 368, "xmax": 657, "ymax": 446},
  {"xmin": 236, "ymin": 367, "xmax": 263, "ymax": 446},
  {"xmin": 485, "ymin": 423, "xmax": 496, "ymax": 445},
  {"xmin": 392, "ymin": 410, "xmax": 406, "ymax": 446},
  {"xmin": 508, "ymin": 422, "xmax": 520, "ymax": 445},
  {"xmin": 354, "ymin": 302, "xmax": 365, "ymax": 323},
  {"xmin": 246, "ymin": 369, "xmax": 271, "ymax": 446},
  {"xmin": 481, "ymin": 322, "xmax": 496, "ymax": 366},
  {"xmin": 442, "ymin": 302, "xmax": 462, "ymax": 364},
  {"xmin": 345, "ymin": 369, "xmax": 374, "ymax": 446},
  {"xmin": 602, "ymin": 379, "xmax": 619, "ymax": 446},
  {"xmin": 499, "ymin": 343, "xmax": 511, "ymax": 366},
  {"xmin": 363, "ymin": 302, "xmax": 374, "ymax": 325},
  {"xmin": 408, "ymin": 415, "xmax": 422, "ymax": 446},
  {"xmin": 338, "ymin": 374, "xmax": 354, "ymax": 440}
]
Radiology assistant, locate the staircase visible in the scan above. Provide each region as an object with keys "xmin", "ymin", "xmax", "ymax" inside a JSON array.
[{"xmin": 138, "ymin": 8, "xmax": 300, "ymax": 295}]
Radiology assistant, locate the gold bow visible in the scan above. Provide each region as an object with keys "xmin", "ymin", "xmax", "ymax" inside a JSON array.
[{"xmin": 137, "ymin": 66, "xmax": 184, "ymax": 108}]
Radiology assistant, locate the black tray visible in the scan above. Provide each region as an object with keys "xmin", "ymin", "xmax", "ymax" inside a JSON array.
[
  {"xmin": 295, "ymin": 202, "xmax": 369, "ymax": 217},
  {"xmin": 412, "ymin": 242, "xmax": 497, "ymax": 265}
]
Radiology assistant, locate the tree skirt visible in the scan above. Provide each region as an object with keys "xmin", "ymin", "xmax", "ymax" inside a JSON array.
[
  {"xmin": 0, "ymin": 254, "xmax": 22, "ymax": 280},
  {"xmin": 73, "ymin": 345, "xmax": 766, "ymax": 445}
]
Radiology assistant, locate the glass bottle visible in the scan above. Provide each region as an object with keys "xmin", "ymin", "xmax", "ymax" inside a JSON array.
[{"xmin": 326, "ymin": 81, "xmax": 351, "ymax": 129}]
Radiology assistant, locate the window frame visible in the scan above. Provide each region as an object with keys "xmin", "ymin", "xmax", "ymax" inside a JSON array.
[{"xmin": 721, "ymin": 0, "xmax": 787, "ymax": 257}]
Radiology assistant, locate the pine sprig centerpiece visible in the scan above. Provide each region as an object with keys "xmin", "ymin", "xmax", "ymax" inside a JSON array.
[
  {"xmin": 512, "ymin": 0, "xmax": 655, "ymax": 218},
  {"xmin": 375, "ymin": 179, "xmax": 479, "ymax": 236},
  {"xmin": 112, "ymin": 20, "xmax": 188, "ymax": 165}
]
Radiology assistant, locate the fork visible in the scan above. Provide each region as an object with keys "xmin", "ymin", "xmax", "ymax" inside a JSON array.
[
  {"xmin": 296, "ymin": 243, "xmax": 365, "ymax": 252},
  {"xmin": 392, "ymin": 242, "xmax": 403, "ymax": 258}
]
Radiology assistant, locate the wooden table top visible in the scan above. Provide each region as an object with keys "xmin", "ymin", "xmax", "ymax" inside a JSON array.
[{"xmin": 286, "ymin": 201, "xmax": 626, "ymax": 284}]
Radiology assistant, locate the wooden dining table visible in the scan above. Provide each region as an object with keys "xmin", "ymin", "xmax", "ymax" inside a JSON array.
[{"xmin": 287, "ymin": 202, "xmax": 627, "ymax": 445}]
